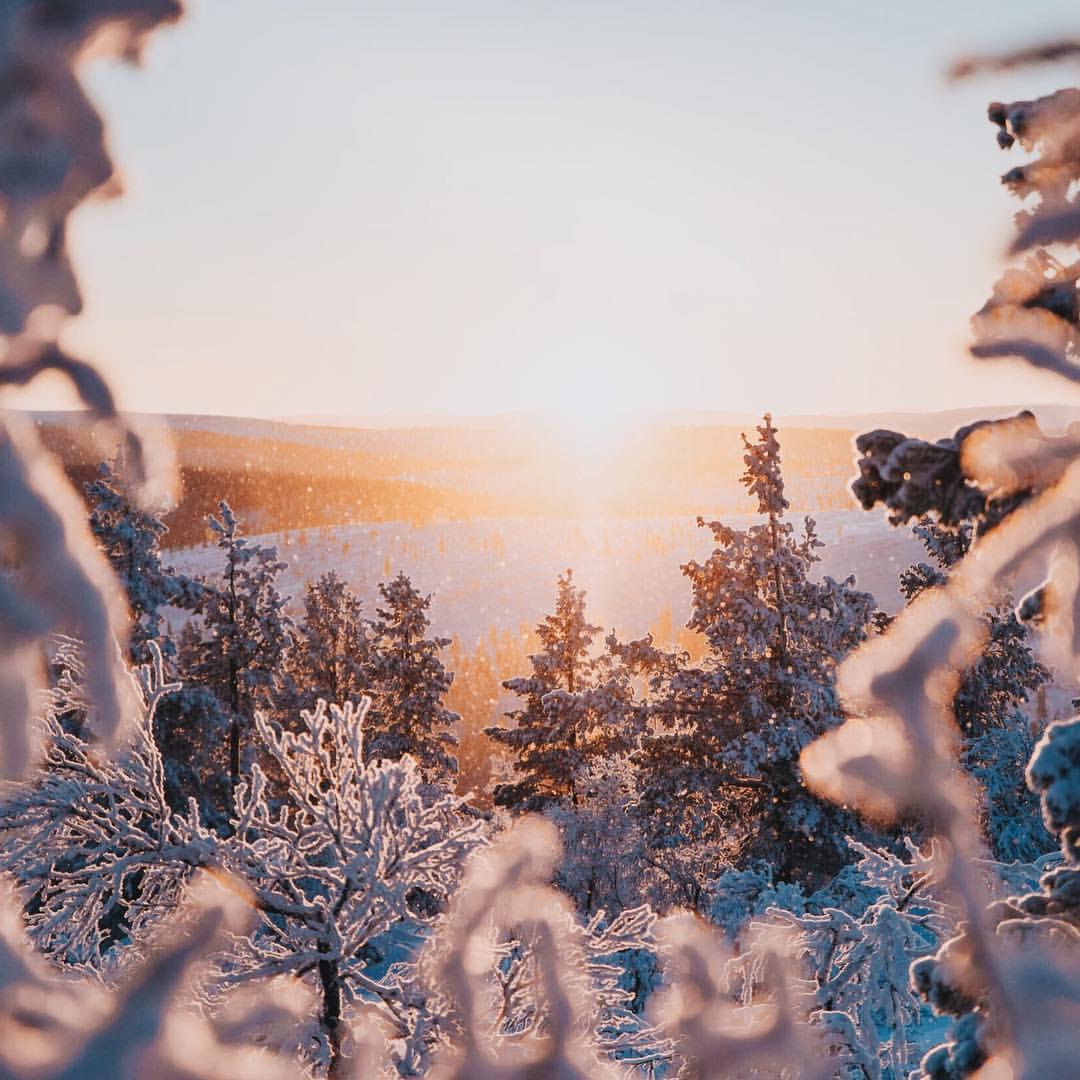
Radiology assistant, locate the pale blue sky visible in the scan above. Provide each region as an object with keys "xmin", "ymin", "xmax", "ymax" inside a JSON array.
[{"xmin": 33, "ymin": 1, "xmax": 1080, "ymax": 418}]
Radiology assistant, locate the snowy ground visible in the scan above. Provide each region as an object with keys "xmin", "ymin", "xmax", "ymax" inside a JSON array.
[{"xmin": 169, "ymin": 510, "xmax": 925, "ymax": 646}]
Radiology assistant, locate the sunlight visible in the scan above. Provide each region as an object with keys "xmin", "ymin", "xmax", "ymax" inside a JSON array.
[
  {"xmin": 553, "ymin": 398, "xmax": 627, "ymax": 455},
  {"xmin": 544, "ymin": 358, "xmax": 637, "ymax": 463}
]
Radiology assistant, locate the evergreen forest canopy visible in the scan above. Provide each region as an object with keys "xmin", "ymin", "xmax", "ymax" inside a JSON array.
[{"xmin": 0, "ymin": 4, "xmax": 1078, "ymax": 1080}]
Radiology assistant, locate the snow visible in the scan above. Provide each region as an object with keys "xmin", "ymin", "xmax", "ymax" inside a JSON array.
[{"xmin": 167, "ymin": 510, "xmax": 923, "ymax": 648}]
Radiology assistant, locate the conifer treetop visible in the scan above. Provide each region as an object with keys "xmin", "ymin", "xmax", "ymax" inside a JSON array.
[{"xmin": 741, "ymin": 413, "xmax": 789, "ymax": 519}]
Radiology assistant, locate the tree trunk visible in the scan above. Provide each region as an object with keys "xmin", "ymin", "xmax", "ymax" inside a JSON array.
[
  {"xmin": 768, "ymin": 509, "xmax": 788, "ymax": 664},
  {"xmin": 228, "ymin": 655, "xmax": 241, "ymax": 804},
  {"xmin": 319, "ymin": 953, "xmax": 344, "ymax": 1078},
  {"xmin": 229, "ymin": 709, "xmax": 240, "ymax": 804},
  {"xmin": 227, "ymin": 548, "xmax": 241, "ymax": 803}
]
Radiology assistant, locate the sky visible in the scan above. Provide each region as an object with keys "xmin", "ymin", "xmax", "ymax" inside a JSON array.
[{"xmin": 23, "ymin": 0, "xmax": 1080, "ymax": 420}]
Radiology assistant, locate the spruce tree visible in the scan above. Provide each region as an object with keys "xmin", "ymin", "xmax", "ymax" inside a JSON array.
[
  {"xmin": 185, "ymin": 501, "xmax": 293, "ymax": 797},
  {"xmin": 285, "ymin": 571, "xmax": 369, "ymax": 713},
  {"xmin": 637, "ymin": 415, "xmax": 876, "ymax": 884},
  {"xmin": 152, "ymin": 685, "xmax": 232, "ymax": 832},
  {"xmin": 361, "ymin": 572, "xmax": 458, "ymax": 782},
  {"xmin": 84, "ymin": 460, "xmax": 201, "ymax": 662},
  {"xmin": 488, "ymin": 570, "xmax": 636, "ymax": 810}
]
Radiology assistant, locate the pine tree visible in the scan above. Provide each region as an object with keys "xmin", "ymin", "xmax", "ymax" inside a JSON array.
[
  {"xmin": 85, "ymin": 460, "xmax": 201, "ymax": 662},
  {"xmin": 285, "ymin": 571, "xmax": 369, "ymax": 713},
  {"xmin": 362, "ymin": 572, "xmax": 458, "ymax": 783},
  {"xmin": 487, "ymin": 570, "xmax": 636, "ymax": 811},
  {"xmin": 637, "ymin": 415, "xmax": 876, "ymax": 885},
  {"xmin": 185, "ymin": 501, "xmax": 293, "ymax": 799},
  {"xmin": 84, "ymin": 464, "xmax": 232, "ymax": 825}
]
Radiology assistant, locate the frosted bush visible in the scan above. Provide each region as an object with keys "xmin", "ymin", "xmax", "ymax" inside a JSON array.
[
  {"xmin": 218, "ymin": 698, "xmax": 484, "ymax": 1076},
  {"xmin": 0, "ymin": 640, "xmax": 212, "ymax": 973}
]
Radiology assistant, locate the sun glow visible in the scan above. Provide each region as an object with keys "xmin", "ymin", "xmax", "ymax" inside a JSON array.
[
  {"xmin": 545, "ymin": 356, "xmax": 640, "ymax": 454},
  {"xmin": 549, "ymin": 393, "xmax": 634, "ymax": 466}
]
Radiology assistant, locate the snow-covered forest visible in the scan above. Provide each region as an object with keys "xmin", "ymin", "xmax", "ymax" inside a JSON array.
[{"xmin": 1, "ymin": 3, "xmax": 1080, "ymax": 1078}]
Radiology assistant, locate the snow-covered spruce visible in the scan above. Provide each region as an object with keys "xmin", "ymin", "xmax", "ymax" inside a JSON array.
[
  {"xmin": 488, "ymin": 570, "xmax": 640, "ymax": 814},
  {"xmin": 636, "ymin": 415, "xmax": 878, "ymax": 887},
  {"xmin": 361, "ymin": 572, "xmax": 459, "ymax": 785},
  {"xmin": 285, "ymin": 571, "xmax": 370, "ymax": 715},
  {"xmin": 85, "ymin": 460, "xmax": 203, "ymax": 664},
  {"xmin": 183, "ymin": 501, "xmax": 294, "ymax": 799}
]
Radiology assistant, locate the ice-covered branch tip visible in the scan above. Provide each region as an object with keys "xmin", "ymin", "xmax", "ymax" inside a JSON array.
[
  {"xmin": 0, "ymin": 0, "xmax": 182, "ymax": 341},
  {"xmin": 0, "ymin": 0, "xmax": 182, "ymax": 492},
  {"xmin": 651, "ymin": 912, "xmax": 828, "ymax": 1080},
  {"xmin": 0, "ymin": 873, "xmax": 301, "ymax": 1080},
  {"xmin": 814, "ymin": 316, "xmax": 1080, "ymax": 1074},
  {"xmin": 961, "ymin": 61, "xmax": 1080, "ymax": 373},
  {"xmin": 422, "ymin": 817, "xmax": 669, "ymax": 1079},
  {"xmin": 969, "ymin": 255, "xmax": 1080, "ymax": 378},
  {"xmin": 424, "ymin": 817, "xmax": 608, "ymax": 1079},
  {"xmin": 949, "ymin": 39, "xmax": 1080, "ymax": 80},
  {"xmin": 850, "ymin": 411, "xmax": 1050, "ymax": 532}
]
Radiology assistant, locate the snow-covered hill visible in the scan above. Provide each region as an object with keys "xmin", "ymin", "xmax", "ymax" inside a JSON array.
[{"xmin": 170, "ymin": 510, "xmax": 923, "ymax": 647}]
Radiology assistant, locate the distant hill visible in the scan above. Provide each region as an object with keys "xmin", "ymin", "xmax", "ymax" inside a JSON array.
[
  {"xmin": 277, "ymin": 403, "xmax": 1080, "ymax": 438},
  {"xmin": 27, "ymin": 403, "xmax": 1077, "ymax": 549},
  {"xmin": 29, "ymin": 402, "xmax": 1080, "ymax": 442}
]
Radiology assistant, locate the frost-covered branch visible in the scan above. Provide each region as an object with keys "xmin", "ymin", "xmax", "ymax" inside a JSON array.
[
  {"xmin": 0, "ymin": 640, "xmax": 213, "ymax": 973},
  {"xmin": 220, "ymin": 698, "xmax": 485, "ymax": 1076},
  {"xmin": 651, "ymin": 912, "xmax": 830, "ymax": 1079},
  {"xmin": 422, "ymin": 817, "xmax": 664, "ymax": 1079},
  {"xmin": 0, "ymin": 0, "xmax": 182, "ymax": 779},
  {"xmin": 0, "ymin": 871, "xmax": 305, "ymax": 1079}
]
